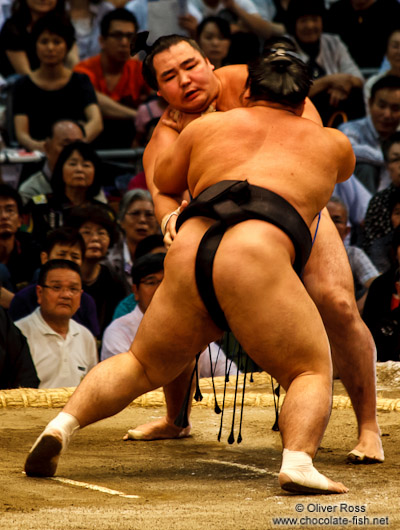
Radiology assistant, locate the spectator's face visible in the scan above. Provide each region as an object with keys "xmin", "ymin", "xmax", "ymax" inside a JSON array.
[
  {"xmin": 0, "ymin": 197, "xmax": 21, "ymax": 239},
  {"xmin": 27, "ymin": 0, "xmax": 57, "ymax": 17},
  {"xmin": 101, "ymin": 20, "xmax": 136, "ymax": 63},
  {"xmin": 326, "ymin": 201, "xmax": 350, "ymax": 241},
  {"xmin": 387, "ymin": 141, "xmax": 400, "ymax": 187},
  {"xmin": 45, "ymin": 122, "xmax": 84, "ymax": 172},
  {"xmin": 295, "ymin": 15, "xmax": 323, "ymax": 44},
  {"xmin": 79, "ymin": 222, "xmax": 110, "ymax": 261},
  {"xmin": 198, "ymin": 22, "xmax": 230, "ymax": 68},
  {"xmin": 350, "ymin": 0, "xmax": 375, "ymax": 10},
  {"xmin": 37, "ymin": 268, "xmax": 82, "ymax": 321},
  {"xmin": 120, "ymin": 200, "xmax": 158, "ymax": 245},
  {"xmin": 369, "ymin": 88, "xmax": 400, "ymax": 138},
  {"xmin": 62, "ymin": 150, "xmax": 95, "ymax": 190},
  {"xmin": 132, "ymin": 270, "xmax": 164, "ymax": 313},
  {"xmin": 154, "ymin": 41, "xmax": 218, "ymax": 113},
  {"xmin": 36, "ymin": 30, "xmax": 68, "ymax": 65},
  {"xmin": 387, "ymin": 31, "xmax": 400, "ymax": 72},
  {"xmin": 391, "ymin": 202, "xmax": 400, "ymax": 229},
  {"xmin": 47, "ymin": 243, "xmax": 83, "ymax": 266}
]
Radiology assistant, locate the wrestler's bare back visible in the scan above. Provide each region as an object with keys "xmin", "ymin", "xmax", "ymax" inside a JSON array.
[{"xmin": 154, "ymin": 104, "xmax": 354, "ymax": 229}]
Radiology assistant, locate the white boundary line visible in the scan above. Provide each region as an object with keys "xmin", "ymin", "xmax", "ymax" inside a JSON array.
[
  {"xmin": 198, "ymin": 459, "xmax": 278, "ymax": 478},
  {"xmin": 50, "ymin": 477, "xmax": 139, "ymax": 499}
]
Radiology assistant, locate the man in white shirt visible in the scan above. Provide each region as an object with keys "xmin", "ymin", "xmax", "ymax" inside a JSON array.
[{"xmin": 15, "ymin": 260, "xmax": 97, "ymax": 389}]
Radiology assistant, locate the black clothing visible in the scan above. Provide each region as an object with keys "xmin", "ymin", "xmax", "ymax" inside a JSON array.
[
  {"xmin": 4, "ymin": 232, "xmax": 41, "ymax": 292},
  {"xmin": 0, "ymin": 16, "xmax": 38, "ymax": 78}
]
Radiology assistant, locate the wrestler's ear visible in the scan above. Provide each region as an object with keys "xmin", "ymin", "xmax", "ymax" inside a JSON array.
[{"xmin": 205, "ymin": 57, "xmax": 215, "ymax": 71}]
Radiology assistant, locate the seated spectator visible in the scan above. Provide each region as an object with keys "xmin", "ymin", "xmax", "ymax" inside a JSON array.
[
  {"xmin": 285, "ymin": 0, "xmax": 365, "ymax": 126},
  {"xmin": 369, "ymin": 191, "xmax": 400, "ymax": 274},
  {"xmin": 364, "ymin": 29, "xmax": 400, "ymax": 109},
  {"xmin": 12, "ymin": 12, "xmax": 103, "ymax": 152},
  {"xmin": 363, "ymin": 132, "xmax": 400, "ymax": 254},
  {"xmin": 339, "ymin": 75, "xmax": 400, "ymax": 194},
  {"xmin": 67, "ymin": 0, "xmax": 114, "ymax": 61},
  {"xmin": 107, "ymin": 189, "xmax": 160, "ymax": 294},
  {"xmin": 363, "ymin": 226, "xmax": 400, "ymax": 361},
  {"xmin": 9, "ymin": 227, "xmax": 100, "ymax": 338},
  {"xmin": 0, "ymin": 0, "xmax": 77, "ymax": 79},
  {"xmin": 18, "ymin": 120, "xmax": 85, "ymax": 206},
  {"xmin": 74, "ymin": 8, "xmax": 151, "ymax": 149},
  {"xmin": 15, "ymin": 259, "xmax": 97, "ymax": 388},
  {"xmin": 196, "ymin": 16, "xmax": 232, "ymax": 69},
  {"xmin": 332, "ymin": 174, "xmax": 372, "ymax": 237},
  {"xmin": 101, "ymin": 252, "xmax": 235, "ymax": 379},
  {"xmin": 0, "ymin": 306, "xmax": 39, "ymax": 389},
  {"xmin": 0, "ymin": 184, "xmax": 41, "ymax": 298},
  {"xmin": 325, "ymin": 0, "xmax": 400, "ymax": 71},
  {"xmin": 112, "ymin": 233, "xmax": 165, "ymax": 319},
  {"xmin": 26, "ymin": 140, "xmax": 111, "ymax": 245},
  {"xmin": 67, "ymin": 204, "xmax": 126, "ymax": 335},
  {"xmin": 327, "ymin": 197, "xmax": 378, "ymax": 312}
]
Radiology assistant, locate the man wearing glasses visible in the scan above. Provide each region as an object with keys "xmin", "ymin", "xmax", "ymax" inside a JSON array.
[
  {"xmin": 15, "ymin": 260, "xmax": 98, "ymax": 389},
  {"xmin": 73, "ymin": 8, "xmax": 151, "ymax": 148}
]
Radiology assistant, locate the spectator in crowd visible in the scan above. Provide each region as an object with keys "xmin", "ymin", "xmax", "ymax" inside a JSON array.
[
  {"xmin": 369, "ymin": 191, "xmax": 400, "ymax": 274},
  {"xmin": 12, "ymin": 12, "xmax": 103, "ymax": 153},
  {"xmin": 26, "ymin": 140, "xmax": 110, "ymax": 245},
  {"xmin": 9, "ymin": 227, "xmax": 100, "ymax": 338},
  {"xmin": 73, "ymin": 8, "xmax": 150, "ymax": 149},
  {"xmin": 363, "ymin": 132, "xmax": 400, "ymax": 254},
  {"xmin": 338, "ymin": 75, "xmax": 400, "ymax": 194},
  {"xmin": 0, "ymin": 184, "xmax": 41, "ymax": 297},
  {"xmin": 363, "ymin": 226, "xmax": 400, "ymax": 362},
  {"xmin": 102, "ymin": 252, "xmax": 237, "ymax": 441},
  {"xmin": 18, "ymin": 120, "xmax": 85, "ymax": 205},
  {"xmin": 107, "ymin": 189, "xmax": 159, "ymax": 295},
  {"xmin": 364, "ymin": 29, "xmax": 400, "ymax": 108},
  {"xmin": 196, "ymin": 16, "xmax": 231, "ymax": 69},
  {"xmin": 67, "ymin": 204, "xmax": 126, "ymax": 335},
  {"xmin": 0, "ymin": 306, "xmax": 39, "ymax": 389},
  {"xmin": 15, "ymin": 259, "xmax": 97, "ymax": 388},
  {"xmin": 327, "ymin": 197, "xmax": 378, "ymax": 312},
  {"xmin": 0, "ymin": 0, "xmax": 77, "ymax": 78},
  {"xmin": 67, "ymin": 0, "xmax": 114, "ymax": 61},
  {"xmin": 285, "ymin": 0, "xmax": 365, "ymax": 126},
  {"xmin": 325, "ymin": 0, "xmax": 400, "ymax": 71}
]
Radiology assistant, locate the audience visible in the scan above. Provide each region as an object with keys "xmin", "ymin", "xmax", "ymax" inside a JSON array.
[
  {"xmin": 74, "ymin": 8, "xmax": 151, "ymax": 149},
  {"xmin": 0, "ymin": 306, "xmax": 39, "ymax": 389},
  {"xmin": 15, "ymin": 259, "xmax": 97, "ymax": 388},
  {"xmin": 12, "ymin": 12, "xmax": 103, "ymax": 152},
  {"xmin": 196, "ymin": 16, "xmax": 231, "ymax": 69}
]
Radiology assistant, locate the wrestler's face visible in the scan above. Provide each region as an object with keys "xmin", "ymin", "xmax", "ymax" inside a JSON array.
[
  {"xmin": 326, "ymin": 201, "xmax": 350, "ymax": 241},
  {"xmin": 369, "ymin": 88, "xmax": 400, "ymax": 138},
  {"xmin": 295, "ymin": 15, "xmax": 323, "ymax": 44},
  {"xmin": 387, "ymin": 142, "xmax": 400, "ymax": 188},
  {"xmin": 153, "ymin": 41, "xmax": 218, "ymax": 113},
  {"xmin": 132, "ymin": 270, "xmax": 164, "ymax": 313}
]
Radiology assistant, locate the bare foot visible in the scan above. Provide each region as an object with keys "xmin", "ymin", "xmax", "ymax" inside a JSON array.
[
  {"xmin": 279, "ymin": 469, "xmax": 349, "ymax": 495},
  {"xmin": 123, "ymin": 417, "xmax": 191, "ymax": 441},
  {"xmin": 24, "ymin": 429, "xmax": 63, "ymax": 477},
  {"xmin": 347, "ymin": 429, "xmax": 384, "ymax": 464}
]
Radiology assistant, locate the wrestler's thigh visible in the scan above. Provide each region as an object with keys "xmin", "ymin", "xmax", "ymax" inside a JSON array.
[
  {"xmin": 303, "ymin": 208, "xmax": 356, "ymax": 315},
  {"xmin": 131, "ymin": 219, "xmax": 223, "ymax": 386},
  {"xmin": 212, "ymin": 221, "xmax": 332, "ymax": 389}
]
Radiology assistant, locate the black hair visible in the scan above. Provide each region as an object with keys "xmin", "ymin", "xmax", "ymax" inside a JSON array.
[
  {"xmin": 66, "ymin": 204, "xmax": 119, "ymax": 247},
  {"xmin": 43, "ymin": 227, "xmax": 86, "ymax": 257},
  {"xmin": 247, "ymin": 45, "xmax": 312, "ymax": 107},
  {"xmin": 142, "ymin": 34, "xmax": 207, "ymax": 91},
  {"xmin": 100, "ymin": 8, "xmax": 138, "ymax": 37},
  {"xmin": 38, "ymin": 258, "xmax": 81, "ymax": 286},
  {"xmin": 370, "ymin": 75, "xmax": 400, "ymax": 102},
  {"xmin": 135, "ymin": 234, "xmax": 166, "ymax": 259},
  {"xmin": 388, "ymin": 189, "xmax": 400, "ymax": 217},
  {"xmin": 0, "ymin": 184, "xmax": 23, "ymax": 215},
  {"xmin": 382, "ymin": 131, "xmax": 400, "ymax": 162},
  {"xmin": 197, "ymin": 16, "xmax": 231, "ymax": 41},
  {"xmin": 51, "ymin": 140, "xmax": 102, "ymax": 200},
  {"xmin": 31, "ymin": 12, "xmax": 75, "ymax": 52},
  {"xmin": 131, "ymin": 252, "xmax": 165, "ymax": 286},
  {"xmin": 285, "ymin": 0, "xmax": 326, "ymax": 36}
]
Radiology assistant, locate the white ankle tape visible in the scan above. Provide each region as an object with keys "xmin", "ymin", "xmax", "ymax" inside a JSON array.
[
  {"xmin": 280, "ymin": 449, "xmax": 329, "ymax": 490},
  {"xmin": 45, "ymin": 412, "xmax": 80, "ymax": 452}
]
